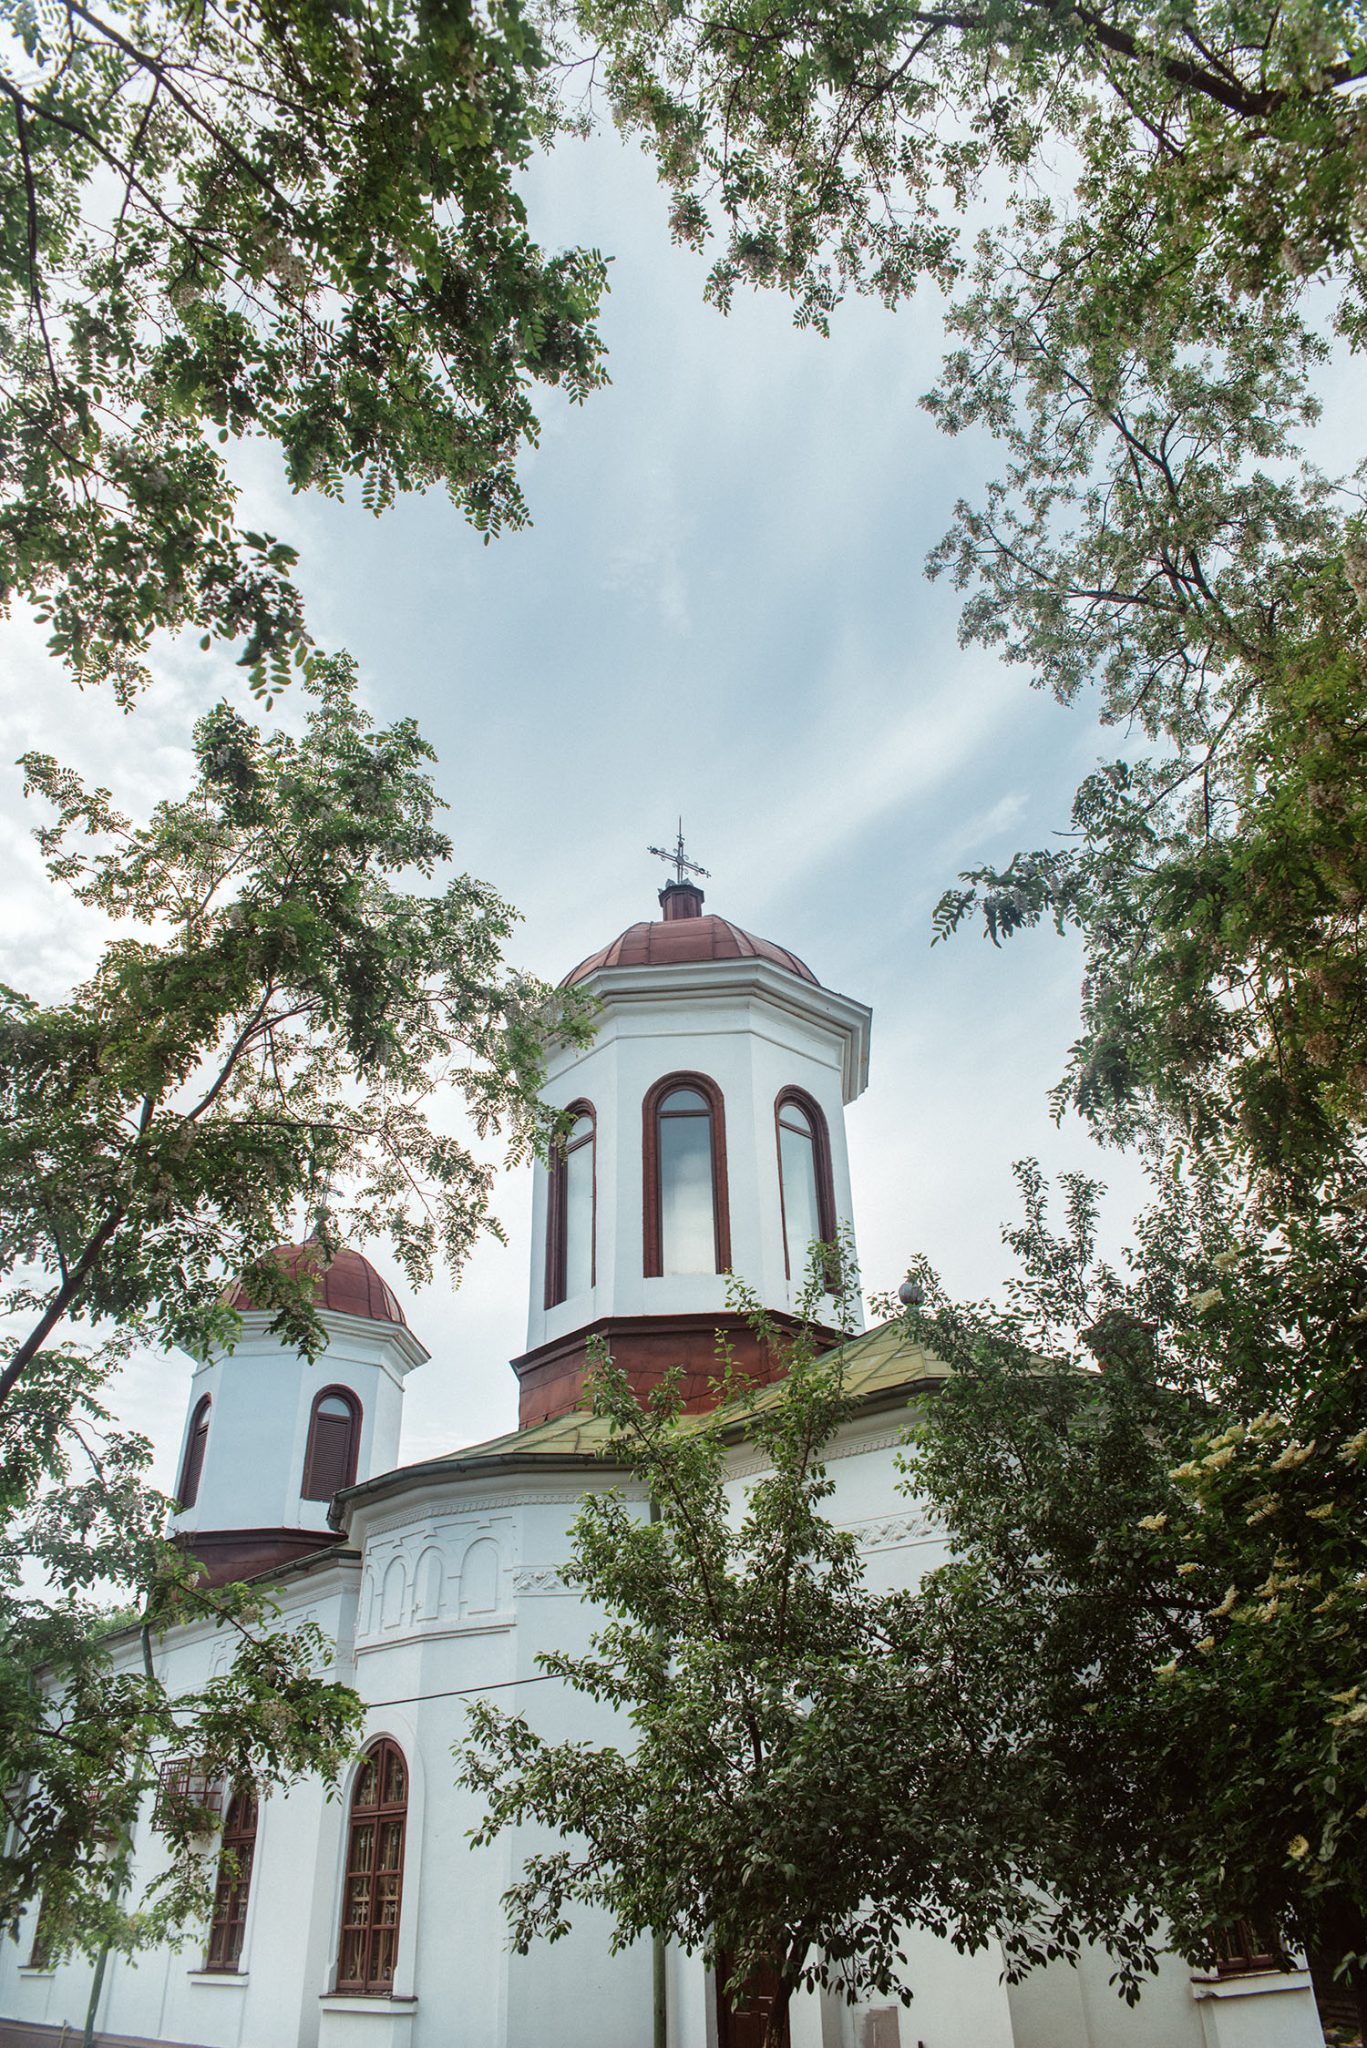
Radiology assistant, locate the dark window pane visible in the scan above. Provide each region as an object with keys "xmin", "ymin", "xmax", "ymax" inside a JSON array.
[
  {"xmin": 660, "ymin": 1087, "xmax": 708, "ymax": 1112},
  {"xmin": 205, "ymin": 1783, "xmax": 257, "ymax": 1972},
  {"xmin": 660, "ymin": 1113, "xmax": 715, "ymax": 1273},
  {"xmin": 179, "ymin": 1398, "xmax": 211, "ymax": 1509},
  {"xmin": 303, "ymin": 1392, "xmax": 359, "ymax": 1500}
]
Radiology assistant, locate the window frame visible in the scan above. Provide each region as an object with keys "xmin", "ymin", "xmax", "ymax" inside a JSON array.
[
  {"xmin": 335, "ymin": 1738, "xmax": 408, "ymax": 1995},
  {"xmin": 177, "ymin": 1395, "xmax": 211, "ymax": 1510},
  {"xmin": 155, "ymin": 1758, "xmax": 224, "ymax": 1833},
  {"xmin": 774, "ymin": 1087, "xmax": 838, "ymax": 1284},
  {"xmin": 544, "ymin": 1099, "xmax": 597, "ymax": 1309},
  {"xmin": 301, "ymin": 1385, "xmax": 362, "ymax": 1502},
  {"xmin": 204, "ymin": 1782, "xmax": 259, "ymax": 1974},
  {"xmin": 1213, "ymin": 1920, "xmax": 1279, "ymax": 1977},
  {"xmin": 26, "ymin": 1895, "xmax": 57, "ymax": 1972},
  {"xmin": 642, "ymin": 1072, "xmax": 730, "ymax": 1278}
]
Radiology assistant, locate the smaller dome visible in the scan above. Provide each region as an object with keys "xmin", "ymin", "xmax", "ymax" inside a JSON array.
[
  {"xmin": 563, "ymin": 884, "xmax": 818, "ymax": 987},
  {"xmin": 228, "ymin": 1244, "xmax": 407, "ymax": 1327}
]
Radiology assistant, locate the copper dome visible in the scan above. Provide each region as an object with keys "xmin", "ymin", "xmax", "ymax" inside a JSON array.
[
  {"xmin": 227, "ymin": 1244, "xmax": 407, "ymax": 1327},
  {"xmin": 561, "ymin": 881, "xmax": 818, "ymax": 988}
]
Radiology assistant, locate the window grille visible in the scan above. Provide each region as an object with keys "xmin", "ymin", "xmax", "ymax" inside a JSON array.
[
  {"xmin": 204, "ymin": 1784, "xmax": 258, "ymax": 1972},
  {"xmin": 155, "ymin": 1758, "xmax": 223, "ymax": 1833},
  {"xmin": 335, "ymin": 1740, "xmax": 408, "ymax": 1994}
]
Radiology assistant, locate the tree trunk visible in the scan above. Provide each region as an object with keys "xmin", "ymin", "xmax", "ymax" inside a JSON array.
[{"xmin": 760, "ymin": 1988, "xmax": 792, "ymax": 2048}]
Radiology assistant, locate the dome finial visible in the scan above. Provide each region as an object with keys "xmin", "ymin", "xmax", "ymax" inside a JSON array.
[{"xmin": 647, "ymin": 817, "xmax": 710, "ymax": 891}]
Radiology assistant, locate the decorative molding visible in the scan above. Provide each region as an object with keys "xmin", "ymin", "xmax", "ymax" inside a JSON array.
[
  {"xmin": 362, "ymin": 1491, "xmax": 587, "ymax": 1537},
  {"xmin": 849, "ymin": 1512, "xmax": 941, "ymax": 1551},
  {"xmin": 512, "ymin": 1567, "xmax": 570, "ymax": 1594},
  {"xmin": 727, "ymin": 1427, "xmax": 908, "ymax": 1482},
  {"xmin": 355, "ymin": 1618, "xmax": 513, "ymax": 1655},
  {"xmin": 824, "ymin": 1428, "xmax": 910, "ymax": 1462}
]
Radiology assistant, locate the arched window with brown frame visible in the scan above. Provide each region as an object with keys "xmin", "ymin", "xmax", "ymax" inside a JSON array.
[
  {"xmin": 643, "ymin": 1073, "xmax": 730, "ymax": 1277},
  {"xmin": 302, "ymin": 1386, "xmax": 361, "ymax": 1502},
  {"xmin": 205, "ymin": 1783, "xmax": 259, "ymax": 1972},
  {"xmin": 178, "ymin": 1395, "xmax": 211, "ymax": 1509},
  {"xmin": 775, "ymin": 1087, "xmax": 837, "ymax": 1285},
  {"xmin": 544, "ymin": 1100, "xmax": 596, "ymax": 1308},
  {"xmin": 336, "ymin": 1739, "xmax": 407, "ymax": 1994}
]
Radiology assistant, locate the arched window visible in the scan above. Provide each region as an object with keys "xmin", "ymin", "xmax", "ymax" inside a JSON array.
[
  {"xmin": 643, "ymin": 1074, "xmax": 730, "ymax": 1277},
  {"xmin": 545, "ymin": 1101, "xmax": 596, "ymax": 1308},
  {"xmin": 336, "ymin": 1740, "xmax": 407, "ymax": 1994},
  {"xmin": 775, "ymin": 1088, "xmax": 837, "ymax": 1284},
  {"xmin": 205, "ymin": 1783, "xmax": 258, "ymax": 1972},
  {"xmin": 178, "ymin": 1395, "xmax": 211, "ymax": 1509},
  {"xmin": 302, "ymin": 1387, "xmax": 361, "ymax": 1501}
]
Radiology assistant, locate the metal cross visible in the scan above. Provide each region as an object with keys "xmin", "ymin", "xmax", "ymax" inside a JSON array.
[{"xmin": 647, "ymin": 818, "xmax": 710, "ymax": 886}]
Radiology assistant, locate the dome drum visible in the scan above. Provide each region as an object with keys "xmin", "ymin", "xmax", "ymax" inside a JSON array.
[{"xmin": 510, "ymin": 1311, "xmax": 847, "ymax": 1431}]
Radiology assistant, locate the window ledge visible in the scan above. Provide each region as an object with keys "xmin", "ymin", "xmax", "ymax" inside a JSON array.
[
  {"xmin": 1191, "ymin": 1968, "xmax": 1313, "ymax": 2001},
  {"xmin": 188, "ymin": 1971, "xmax": 249, "ymax": 1986},
  {"xmin": 320, "ymin": 1995, "xmax": 418, "ymax": 2014},
  {"xmin": 17, "ymin": 1967, "xmax": 55, "ymax": 1979}
]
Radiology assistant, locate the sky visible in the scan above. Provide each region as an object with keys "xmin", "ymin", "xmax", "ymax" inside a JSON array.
[{"xmin": 0, "ymin": 119, "xmax": 1156, "ymax": 1483}]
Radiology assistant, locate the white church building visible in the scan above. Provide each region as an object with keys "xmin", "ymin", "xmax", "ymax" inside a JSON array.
[{"xmin": 0, "ymin": 878, "xmax": 1327, "ymax": 2048}]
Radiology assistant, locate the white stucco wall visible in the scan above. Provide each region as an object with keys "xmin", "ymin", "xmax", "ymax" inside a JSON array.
[{"xmin": 0, "ymin": 1393, "xmax": 1329, "ymax": 2048}]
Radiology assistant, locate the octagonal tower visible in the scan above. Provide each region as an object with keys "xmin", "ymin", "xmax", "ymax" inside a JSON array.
[{"xmin": 512, "ymin": 878, "xmax": 872, "ymax": 1427}]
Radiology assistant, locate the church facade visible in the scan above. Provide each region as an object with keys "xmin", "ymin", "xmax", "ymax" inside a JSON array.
[{"xmin": 0, "ymin": 882, "xmax": 1326, "ymax": 2048}]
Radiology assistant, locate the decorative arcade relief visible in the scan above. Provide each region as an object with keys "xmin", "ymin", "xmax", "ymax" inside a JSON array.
[{"xmin": 353, "ymin": 1513, "xmax": 518, "ymax": 1646}]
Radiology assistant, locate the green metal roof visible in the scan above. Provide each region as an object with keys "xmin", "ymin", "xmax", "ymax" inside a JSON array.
[
  {"xmin": 332, "ymin": 1319, "xmax": 950, "ymax": 1524},
  {"xmin": 435, "ymin": 1318, "xmax": 947, "ymax": 1465}
]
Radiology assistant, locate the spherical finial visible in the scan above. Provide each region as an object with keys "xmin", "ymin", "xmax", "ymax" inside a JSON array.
[{"xmin": 897, "ymin": 1277, "xmax": 925, "ymax": 1308}]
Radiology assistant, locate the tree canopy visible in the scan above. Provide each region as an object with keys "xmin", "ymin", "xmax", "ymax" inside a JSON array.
[
  {"xmin": 552, "ymin": 0, "xmax": 1367, "ymax": 1189},
  {"xmin": 461, "ymin": 1270, "xmax": 1169, "ymax": 2048},
  {"xmin": 897, "ymin": 1160, "xmax": 1367, "ymax": 2024},
  {"xmin": 552, "ymin": 0, "xmax": 1367, "ymax": 332},
  {"xmin": 0, "ymin": 654, "xmax": 593, "ymax": 1959},
  {"xmin": 0, "ymin": 0, "xmax": 608, "ymax": 698},
  {"xmin": 1, "ymin": 653, "xmax": 589, "ymax": 1403}
]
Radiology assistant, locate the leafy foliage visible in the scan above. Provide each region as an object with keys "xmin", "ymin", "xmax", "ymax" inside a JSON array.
[
  {"xmin": 555, "ymin": 0, "xmax": 1367, "ymax": 1189},
  {"xmin": 0, "ymin": 653, "xmax": 594, "ymax": 1953},
  {"xmin": 462, "ymin": 1254, "xmax": 1170, "ymax": 2046},
  {"xmin": 0, "ymin": 651, "xmax": 592, "ymax": 1399},
  {"xmin": 0, "ymin": 1325, "xmax": 365, "ymax": 1960},
  {"xmin": 925, "ymin": 235, "xmax": 1367, "ymax": 1185},
  {"xmin": 894, "ymin": 1161, "xmax": 1367, "ymax": 2008},
  {"xmin": 0, "ymin": 0, "xmax": 608, "ymax": 697},
  {"xmin": 551, "ymin": 0, "xmax": 1367, "ymax": 333}
]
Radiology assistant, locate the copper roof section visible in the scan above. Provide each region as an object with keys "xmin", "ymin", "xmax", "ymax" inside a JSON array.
[
  {"xmin": 562, "ymin": 912, "xmax": 819, "ymax": 988},
  {"xmin": 228, "ymin": 1244, "xmax": 407, "ymax": 1328}
]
